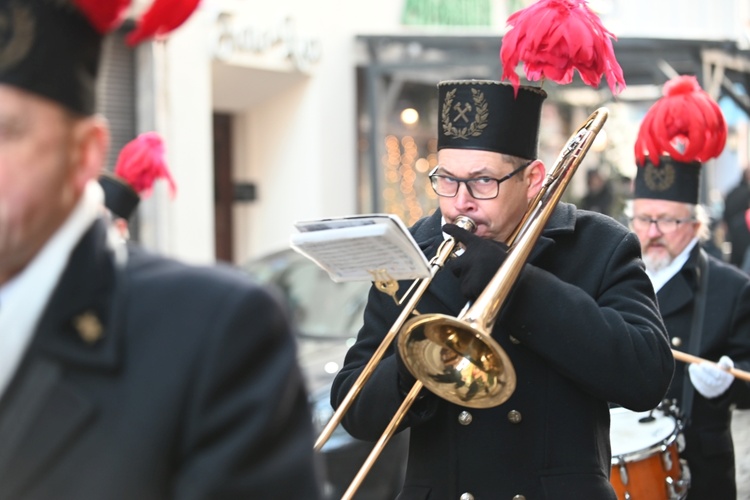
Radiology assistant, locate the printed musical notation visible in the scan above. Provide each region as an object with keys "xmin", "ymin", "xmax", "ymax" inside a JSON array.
[{"xmin": 290, "ymin": 214, "xmax": 431, "ymax": 282}]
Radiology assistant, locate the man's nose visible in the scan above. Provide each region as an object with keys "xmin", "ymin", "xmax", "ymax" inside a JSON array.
[
  {"xmin": 453, "ymin": 182, "xmax": 477, "ymax": 209},
  {"xmin": 646, "ymin": 220, "xmax": 663, "ymax": 237}
]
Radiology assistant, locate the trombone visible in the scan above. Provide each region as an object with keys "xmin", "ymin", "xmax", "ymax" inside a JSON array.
[
  {"xmin": 340, "ymin": 107, "xmax": 609, "ymax": 499},
  {"xmin": 334, "ymin": 107, "xmax": 612, "ymax": 498},
  {"xmin": 313, "ymin": 215, "xmax": 477, "ymax": 451}
]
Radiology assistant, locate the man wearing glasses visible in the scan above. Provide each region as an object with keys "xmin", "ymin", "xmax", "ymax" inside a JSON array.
[
  {"xmin": 628, "ymin": 76, "xmax": 750, "ymax": 498},
  {"xmin": 332, "ymin": 79, "xmax": 674, "ymax": 499},
  {"xmin": 629, "ymin": 166, "xmax": 750, "ymax": 498}
]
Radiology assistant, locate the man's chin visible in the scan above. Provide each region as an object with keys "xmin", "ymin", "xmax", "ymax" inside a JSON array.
[{"xmin": 643, "ymin": 251, "xmax": 672, "ymax": 273}]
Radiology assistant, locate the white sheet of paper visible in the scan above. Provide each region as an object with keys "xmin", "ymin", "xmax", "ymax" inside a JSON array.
[{"xmin": 290, "ymin": 214, "xmax": 430, "ymax": 282}]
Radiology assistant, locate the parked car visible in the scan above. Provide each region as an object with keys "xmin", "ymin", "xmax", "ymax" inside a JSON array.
[{"xmin": 244, "ymin": 248, "xmax": 409, "ymax": 500}]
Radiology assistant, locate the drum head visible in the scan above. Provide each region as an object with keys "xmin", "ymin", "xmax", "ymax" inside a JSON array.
[{"xmin": 610, "ymin": 407, "xmax": 677, "ymax": 458}]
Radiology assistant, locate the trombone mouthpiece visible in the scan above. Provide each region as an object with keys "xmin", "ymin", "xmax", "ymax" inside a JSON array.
[{"xmin": 454, "ymin": 215, "xmax": 477, "ymax": 233}]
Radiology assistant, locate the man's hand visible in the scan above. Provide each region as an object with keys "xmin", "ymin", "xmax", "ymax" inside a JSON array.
[
  {"xmin": 395, "ymin": 348, "xmax": 418, "ymax": 396},
  {"xmin": 688, "ymin": 355, "xmax": 735, "ymax": 399},
  {"xmin": 443, "ymin": 223, "xmax": 509, "ymax": 301}
]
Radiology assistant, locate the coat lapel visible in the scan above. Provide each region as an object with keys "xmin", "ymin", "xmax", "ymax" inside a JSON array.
[
  {"xmin": 0, "ymin": 358, "xmax": 95, "ymax": 499},
  {"xmin": 0, "ymin": 220, "xmax": 124, "ymax": 497},
  {"xmin": 657, "ymin": 246, "xmax": 701, "ymax": 317}
]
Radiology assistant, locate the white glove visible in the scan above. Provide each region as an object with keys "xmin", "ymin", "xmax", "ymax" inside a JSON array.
[{"xmin": 688, "ymin": 355, "xmax": 735, "ymax": 399}]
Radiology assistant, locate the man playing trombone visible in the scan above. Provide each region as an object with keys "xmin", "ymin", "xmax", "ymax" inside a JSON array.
[
  {"xmin": 628, "ymin": 75, "xmax": 750, "ymax": 499},
  {"xmin": 331, "ymin": 74, "xmax": 675, "ymax": 497}
]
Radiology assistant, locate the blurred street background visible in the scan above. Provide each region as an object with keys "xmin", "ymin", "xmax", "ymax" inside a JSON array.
[
  {"xmin": 734, "ymin": 409, "xmax": 750, "ymax": 497},
  {"xmin": 108, "ymin": 0, "xmax": 750, "ymax": 268}
]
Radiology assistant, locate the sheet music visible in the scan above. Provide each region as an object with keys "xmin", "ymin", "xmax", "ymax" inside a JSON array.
[{"xmin": 290, "ymin": 214, "xmax": 430, "ymax": 282}]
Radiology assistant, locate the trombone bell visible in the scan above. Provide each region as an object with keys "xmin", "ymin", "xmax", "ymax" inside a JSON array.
[{"xmin": 399, "ymin": 313, "xmax": 516, "ymax": 408}]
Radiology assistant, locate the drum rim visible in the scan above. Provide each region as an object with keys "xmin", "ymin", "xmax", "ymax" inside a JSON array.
[
  {"xmin": 609, "ymin": 407, "xmax": 681, "ymax": 464},
  {"xmin": 611, "ymin": 431, "xmax": 680, "ymax": 464}
]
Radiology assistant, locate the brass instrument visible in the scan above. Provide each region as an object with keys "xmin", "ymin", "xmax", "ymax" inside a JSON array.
[
  {"xmin": 341, "ymin": 107, "xmax": 610, "ymax": 499},
  {"xmin": 313, "ymin": 215, "xmax": 477, "ymax": 451}
]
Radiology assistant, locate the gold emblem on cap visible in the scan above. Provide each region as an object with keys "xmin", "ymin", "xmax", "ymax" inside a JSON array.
[
  {"xmin": 0, "ymin": 4, "xmax": 35, "ymax": 71},
  {"xmin": 441, "ymin": 88, "xmax": 488, "ymax": 140},
  {"xmin": 644, "ymin": 162, "xmax": 675, "ymax": 192},
  {"xmin": 73, "ymin": 311, "xmax": 104, "ymax": 344}
]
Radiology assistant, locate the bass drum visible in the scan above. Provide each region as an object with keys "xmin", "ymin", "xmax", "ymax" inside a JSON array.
[{"xmin": 609, "ymin": 406, "xmax": 690, "ymax": 499}]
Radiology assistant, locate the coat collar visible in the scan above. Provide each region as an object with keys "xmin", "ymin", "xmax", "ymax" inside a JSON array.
[
  {"xmin": 656, "ymin": 245, "xmax": 703, "ymax": 316},
  {"xmin": 0, "ymin": 219, "xmax": 125, "ymax": 496},
  {"xmin": 0, "ymin": 358, "xmax": 95, "ymax": 498},
  {"xmin": 32, "ymin": 219, "xmax": 124, "ymax": 370}
]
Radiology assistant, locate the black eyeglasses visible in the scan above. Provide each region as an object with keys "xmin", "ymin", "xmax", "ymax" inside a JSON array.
[
  {"xmin": 630, "ymin": 215, "xmax": 696, "ymax": 234},
  {"xmin": 428, "ymin": 161, "xmax": 533, "ymax": 200}
]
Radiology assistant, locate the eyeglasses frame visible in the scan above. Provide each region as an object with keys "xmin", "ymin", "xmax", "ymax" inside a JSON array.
[
  {"xmin": 630, "ymin": 215, "xmax": 697, "ymax": 234},
  {"xmin": 428, "ymin": 160, "xmax": 534, "ymax": 200}
]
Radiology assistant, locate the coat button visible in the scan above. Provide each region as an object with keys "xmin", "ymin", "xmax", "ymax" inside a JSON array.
[
  {"xmin": 509, "ymin": 335, "xmax": 521, "ymax": 344},
  {"xmin": 73, "ymin": 310, "xmax": 104, "ymax": 344},
  {"xmin": 458, "ymin": 410, "xmax": 473, "ymax": 425},
  {"xmin": 507, "ymin": 410, "xmax": 522, "ymax": 424},
  {"xmin": 512, "ymin": 495, "xmax": 526, "ymax": 500},
  {"xmin": 671, "ymin": 337, "xmax": 682, "ymax": 347},
  {"xmin": 459, "ymin": 493, "xmax": 474, "ymax": 500}
]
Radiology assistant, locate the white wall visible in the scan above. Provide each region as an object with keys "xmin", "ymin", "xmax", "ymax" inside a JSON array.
[
  {"xmin": 137, "ymin": 10, "xmax": 216, "ymax": 264},
  {"xmin": 134, "ymin": 0, "xmax": 389, "ymax": 263},
  {"xmin": 206, "ymin": 0, "xmax": 407, "ymax": 262}
]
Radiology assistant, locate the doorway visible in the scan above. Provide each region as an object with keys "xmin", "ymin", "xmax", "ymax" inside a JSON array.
[{"xmin": 213, "ymin": 112, "xmax": 234, "ymax": 262}]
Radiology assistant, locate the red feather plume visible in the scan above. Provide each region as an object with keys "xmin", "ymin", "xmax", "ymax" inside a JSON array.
[
  {"xmin": 500, "ymin": 0, "xmax": 625, "ymax": 96},
  {"xmin": 73, "ymin": 0, "xmax": 131, "ymax": 34},
  {"xmin": 73, "ymin": 0, "xmax": 200, "ymax": 45},
  {"xmin": 634, "ymin": 75, "xmax": 727, "ymax": 166},
  {"xmin": 114, "ymin": 132, "xmax": 177, "ymax": 198},
  {"xmin": 126, "ymin": 0, "xmax": 202, "ymax": 46}
]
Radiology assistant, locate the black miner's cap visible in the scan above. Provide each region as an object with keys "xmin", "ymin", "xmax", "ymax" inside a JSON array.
[
  {"xmin": 634, "ymin": 157, "xmax": 702, "ymax": 204},
  {"xmin": 437, "ymin": 80, "xmax": 547, "ymax": 159},
  {"xmin": 0, "ymin": 0, "xmax": 103, "ymax": 116}
]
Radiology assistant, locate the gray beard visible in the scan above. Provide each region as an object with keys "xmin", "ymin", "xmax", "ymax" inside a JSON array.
[{"xmin": 643, "ymin": 252, "xmax": 672, "ymax": 273}]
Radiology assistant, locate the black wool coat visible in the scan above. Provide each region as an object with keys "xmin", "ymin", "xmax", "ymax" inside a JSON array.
[
  {"xmin": 331, "ymin": 204, "xmax": 674, "ymax": 500},
  {"xmin": 0, "ymin": 220, "xmax": 322, "ymax": 500}
]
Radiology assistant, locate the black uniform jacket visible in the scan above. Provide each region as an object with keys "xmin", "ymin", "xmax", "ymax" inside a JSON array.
[
  {"xmin": 331, "ymin": 204, "xmax": 674, "ymax": 500},
  {"xmin": 0, "ymin": 220, "xmax": 321, "ymax": 500},
  {"xmin": 660, "ymin": 245, "xmax": 750, "ymax": 500}
]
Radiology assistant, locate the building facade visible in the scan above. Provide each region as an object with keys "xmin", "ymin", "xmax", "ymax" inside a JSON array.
[{"xmin": 122, "ymin": 0, "xmax": 749, "ymax": 265}]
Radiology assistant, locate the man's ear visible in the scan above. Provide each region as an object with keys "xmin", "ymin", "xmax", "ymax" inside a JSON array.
[
  {"xmin": 71, "ymin": 115, "xmax": 110, "ymax": 191},
  {"xmin": 525, "ymin": 159, "xmax": 546, "ymax": 200}
]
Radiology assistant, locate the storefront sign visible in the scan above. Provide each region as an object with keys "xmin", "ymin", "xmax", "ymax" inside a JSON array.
[{"xmin": 214, "ymin": 13, "xmax": 322, "ymax": 72}]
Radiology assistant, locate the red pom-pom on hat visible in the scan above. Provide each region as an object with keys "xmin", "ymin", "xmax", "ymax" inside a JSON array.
[
  {"xmin": 634, "ymin": 75, "xmax": 727, "ymax": 166},
  {"xmin": 500, "ymin": 0, "xmax": 625, "ymax": 96},
  {"xmin": 114, "ymin": 132, "xmax": 177, "ymax": 198}
]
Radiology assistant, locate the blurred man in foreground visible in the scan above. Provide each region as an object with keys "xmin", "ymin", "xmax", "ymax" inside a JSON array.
[{"xmin": 0, "ymin": 1, "xmax": 321, "ymax": 498}]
